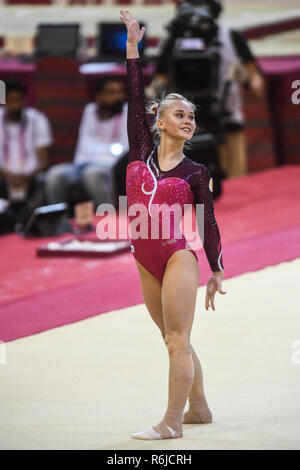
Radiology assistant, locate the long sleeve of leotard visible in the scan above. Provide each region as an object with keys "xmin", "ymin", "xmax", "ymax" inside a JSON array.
[
  {"xmin": 191, "ymin": 164, "xmax": 224, "ymax": 272},
  {"xmin": 126, "ymin": 58, "xmax": 153, "ymax": 164}
]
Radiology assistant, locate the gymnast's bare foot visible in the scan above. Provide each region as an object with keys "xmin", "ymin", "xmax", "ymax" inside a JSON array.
[{"xmin": 183, "ymin": 396, "xmax": 213, "ymax": 424}]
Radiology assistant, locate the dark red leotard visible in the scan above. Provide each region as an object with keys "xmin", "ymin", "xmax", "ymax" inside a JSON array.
[{"xmin": 126, "ymin": 58, "xmax": 224, "ymax": 282}]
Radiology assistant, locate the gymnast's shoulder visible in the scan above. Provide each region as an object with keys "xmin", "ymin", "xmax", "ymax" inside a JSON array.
[{"xmin": 183, "ymin": 156, "xmax": 210, "ymax": 176}]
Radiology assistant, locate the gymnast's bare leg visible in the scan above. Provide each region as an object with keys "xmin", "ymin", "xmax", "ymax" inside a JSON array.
[
  {"xmin": 133, "ymin": 250, "xmax": 212, "ymax": 439},
  {"xmin": 135, "ymin": 256, "xmax": 212, "ymax": 425}
]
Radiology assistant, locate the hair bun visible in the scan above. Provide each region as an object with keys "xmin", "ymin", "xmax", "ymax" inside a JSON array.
[{"xmin": 153, "ymin": 103, "xmax": 160, "ymax": 116}]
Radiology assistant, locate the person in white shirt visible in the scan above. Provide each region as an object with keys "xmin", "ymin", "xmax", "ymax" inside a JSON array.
[
  {"xmin": 45, "ymin": 76, "xmax": 129, "ymax": 208},
  {"xmin": 0, "ymin": 80, "xmax": 53, "ymax": 227}
]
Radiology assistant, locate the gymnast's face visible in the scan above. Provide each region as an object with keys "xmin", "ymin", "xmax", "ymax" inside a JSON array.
[{"xmin": 157, "ymin": 100, "xmax": 196, "ymax": 141}]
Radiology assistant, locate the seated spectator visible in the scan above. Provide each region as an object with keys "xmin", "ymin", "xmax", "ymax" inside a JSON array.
[
  {"xmin": 0, "ymin": 80, "xmax": 52, "ymax": 231},
  {"xmin": 45, "ymin": 76, "xmax": 129, "ymax": 209}
]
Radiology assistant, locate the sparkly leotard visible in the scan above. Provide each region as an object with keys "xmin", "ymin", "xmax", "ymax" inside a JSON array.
[{"xmin": 126, "ymin": 58, "xmax": 224, "ymax": 282}]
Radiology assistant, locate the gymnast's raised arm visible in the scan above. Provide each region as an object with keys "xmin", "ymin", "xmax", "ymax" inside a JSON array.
[{"xmin": 120, "ymin": 9, "xmax": 153, "ymax": 163}]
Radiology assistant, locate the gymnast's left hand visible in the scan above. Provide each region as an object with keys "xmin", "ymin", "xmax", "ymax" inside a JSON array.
[{"xmin": 205, "ymin": 271, "xmax": 227, "ymax": 311}]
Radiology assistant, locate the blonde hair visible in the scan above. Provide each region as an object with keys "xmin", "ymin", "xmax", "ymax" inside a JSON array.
[{"xmin": 146, "ymin": 93, "xmax": 197, "ymax": 149}]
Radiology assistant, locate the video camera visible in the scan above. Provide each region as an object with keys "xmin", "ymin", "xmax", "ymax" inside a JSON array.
[
  {"xmin": 166, "ymin": 0, "xmax": 222, "ymax": 44},
  {"xmin": 164, "ymin": 0, "xmax": 231, "ymax": 136}
]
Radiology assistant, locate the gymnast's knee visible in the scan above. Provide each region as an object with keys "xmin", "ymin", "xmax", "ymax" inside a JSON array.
[{"xmin": 164, "ymin": 330, "xmax": 190, "ymax": 354}]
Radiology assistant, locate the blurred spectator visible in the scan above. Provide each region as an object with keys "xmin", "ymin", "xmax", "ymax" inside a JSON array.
[
  {"xmin": 45, "ymin": 76, "xmax": 129, "ymax": 209},
  {"xmin": 0, "ymin": 80, "xmax": 52, "ymax": 231},
  {"xmin": 149, "ymin": 0, "xmax": 265, "ymax": 178}
]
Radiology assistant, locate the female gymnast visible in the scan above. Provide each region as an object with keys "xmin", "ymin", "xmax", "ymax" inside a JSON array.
[{"xmin": 120, "ymin": 9, "xmax": 227, "ymax": 440}]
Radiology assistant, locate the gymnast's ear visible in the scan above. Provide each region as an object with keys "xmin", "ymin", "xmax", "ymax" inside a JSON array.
[{"xmin": 157, "ymin": 119, "xmax": 166, "ymax": 131}]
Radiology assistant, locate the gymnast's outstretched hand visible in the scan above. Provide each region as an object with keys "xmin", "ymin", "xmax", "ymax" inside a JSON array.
[
  {"xmin": 205, "ymin": 271, "xmax": 227, "ymax": 311},
  {"xmin": 120, "ymin": 9, "xmax": 146, "ymax": 45}
]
